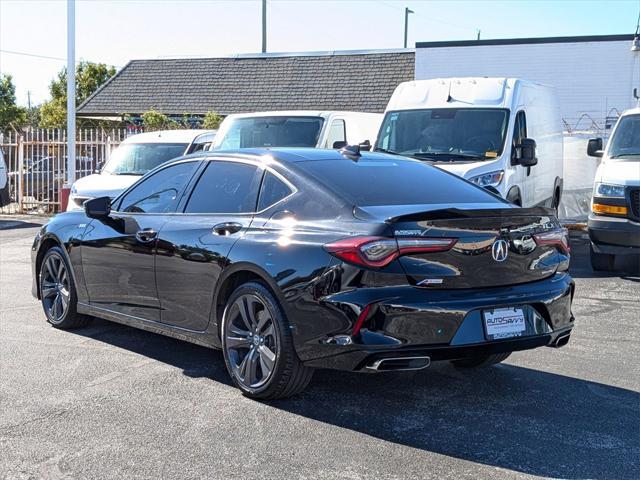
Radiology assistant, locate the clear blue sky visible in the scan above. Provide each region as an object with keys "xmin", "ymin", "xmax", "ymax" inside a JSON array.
[{"xmin": 1, "ymin": 0, "xmax": 638, "ymax": 106}]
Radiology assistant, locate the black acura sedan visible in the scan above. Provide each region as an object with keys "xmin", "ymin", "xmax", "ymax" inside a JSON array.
[{"xmin": 32, "ymin": 148, "xmax": 575, "ymax": 399}]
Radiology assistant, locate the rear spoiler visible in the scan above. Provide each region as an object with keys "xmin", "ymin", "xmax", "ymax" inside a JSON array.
[{"xmin": 380, "ymin": 206, "xmax": 557, "ymax": 224}]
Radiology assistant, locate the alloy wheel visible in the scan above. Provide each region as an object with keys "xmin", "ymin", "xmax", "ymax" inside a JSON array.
[
  {"xmin": 41, "ymin": 254, "xmax": 70, "ymax": 324},
  {"xmin": 224, "ymin": 294, "xmax": 278, "ymax": 389}
]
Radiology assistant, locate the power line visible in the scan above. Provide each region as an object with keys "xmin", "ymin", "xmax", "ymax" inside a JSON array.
[{"xmin": 0, "ymin": 49, "xmax": 121, "ymax": 68}]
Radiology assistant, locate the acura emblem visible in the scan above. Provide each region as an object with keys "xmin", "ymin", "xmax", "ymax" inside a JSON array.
[{"xmin": 491, "ymin": 239, "xmax": 509, "ymax": 262}]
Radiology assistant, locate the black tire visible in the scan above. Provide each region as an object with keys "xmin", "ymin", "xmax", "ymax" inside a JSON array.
[
  {"xmin": 451, "ymin": 352, "xmax": 512, "ymax": 368},
  {"xmin": 39, "ymin": 246, "xmax": 92, "ymax": 329},
  {"xmin": 590, "ymin": 244, "xmax": 615, "ymax": 272},
  {"xmin": 221, "ymin": 281, "xmax": 314, "ymax": 399}
]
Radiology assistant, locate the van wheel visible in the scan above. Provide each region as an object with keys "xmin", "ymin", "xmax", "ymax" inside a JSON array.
[
  {"xmin": 590, "ymin": 245, "xmax": 615, "ymax": 271},
  {"xmin": 39, "ymin": 247, "xmax": 92, "ymax": 329},
  {"xmin": 221, "ymin": 281, "xmax": 314, "ymax": 399},
  {"xmin": 451, "ymin": 352, "xmax": 511, "ymax": 368}
]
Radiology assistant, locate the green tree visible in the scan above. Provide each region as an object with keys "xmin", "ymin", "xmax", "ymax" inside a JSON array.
[
  {"xmin": 0, "ymin": 74, "xmax": 27, "ymax": 131},
  {"xmin": 39, "ymin": 61, "xmax": 116, "ymax": 128},
  {"xmin": 141, "ymin": 109, "xmax": 179, "ymax": 131},
  {"xmin": 202, "ymin": 111, "xmax": 223, "ymax": 129}
]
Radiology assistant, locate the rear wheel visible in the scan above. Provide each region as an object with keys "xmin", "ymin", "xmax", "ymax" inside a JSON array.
[
  {"xmin": 221, "ymin": 281, "xmax": 313, "ymax": 399},
  {"xmin": 39, "ymin": 246, "xmax": 91, "ymax": 329},
  {"xmin": 590, "ymin": 244, "xmax": 615, "ymax": 271},
  {"xmin": 451, "ymin": 352, "xmax": 511, "ymax": 368}
]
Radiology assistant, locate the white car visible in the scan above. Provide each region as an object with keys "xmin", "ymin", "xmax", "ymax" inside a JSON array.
[
  {"xmin": 211, "ymin": 111, "xmax": 382, "ymax": 150},
  {"xmin": 586, "ymin": 107, "xmax": 640, "ymax": 271},
  {"xmin": 376, "ymin": 78, "xmax": 564, "ymax": 208},
  {"xmin": 67, "ymin": 129, "xmax": 216, "ymax": 211},
  {"xmin": 0, "ymin": 149, "xmax": 9, "ymax": 207}
]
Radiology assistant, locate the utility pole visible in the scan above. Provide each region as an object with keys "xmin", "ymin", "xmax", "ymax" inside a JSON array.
[
  {"xmin": 66, "ymin": 0, "xmax": 76, "ymax": 186},
  {"xmin": 27, "ymin": 91, "xmax": 31, "ymax": 110},
  {"xmin": 262, "ymin": 0, "xmax": 267, "ymax": 53},
  {"xmin": 403, "ymin": 7, "xmax": 414, "ymax": 49},
  {"xmin": 476, "ymin": 29, "xmax": 481, "ymax": 41}
]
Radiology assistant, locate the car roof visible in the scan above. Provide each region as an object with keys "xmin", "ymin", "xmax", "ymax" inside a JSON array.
[
  {"xmin": 122, "ymin": 129, "xmax": 216, "ymax": 144},
  {"xmin": 201, "ymin": 147, "xmax": 408, "ymax": 164}
]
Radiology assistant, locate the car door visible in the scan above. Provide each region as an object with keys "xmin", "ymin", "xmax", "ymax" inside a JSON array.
[
  {"xmin": 80, "ymin": 160, "xmax": 200, "ymax": 321},
  {"xmin": 155, "ymin": 159, "xmax": 263, "ymax": 331},
  {"xmin": 511, "ymin": 110, "xmax": 535, "ymax": 206}
]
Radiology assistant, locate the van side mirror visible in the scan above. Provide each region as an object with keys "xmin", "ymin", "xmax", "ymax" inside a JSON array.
[
  {"xmin": 587, "ymin": 138, "xmax": 604, "ymax": 158},
  {"xmin": 84, "ymin": 196, "xmax": 111, "ymax": 219},
  {"xmin": 359, "ymin": 140, "xmax": 372, "ymax": 152},
  {"xmin": 332, "ymin": 141, "xmax": 347, "ymax": 149},
  {"xmin": 516, "ymin": 138, "xmax": 537, "ymax": 167}
]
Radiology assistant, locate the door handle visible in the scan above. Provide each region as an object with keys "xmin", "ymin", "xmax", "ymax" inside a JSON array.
[
  {"xmin": 212, "ymin": 222, "xmax": 243, "ymax": 236},
  {"xmin": 135, "ymin": 228, "xmax": 158, "ymax": 243}
]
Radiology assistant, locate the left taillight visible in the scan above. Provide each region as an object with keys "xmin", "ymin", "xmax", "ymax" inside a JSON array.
[
  {"xmin": 324, "ymin": 236, "xmax": 457, "ymax": 268},
  {"xmin": 533, "ymin": 228, "xmax": 570, "ymax": 254}
]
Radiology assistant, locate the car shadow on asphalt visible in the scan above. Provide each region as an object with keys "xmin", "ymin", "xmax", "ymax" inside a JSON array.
[
  {"xmin": 0, "ymin": 219, "xmax": 44, "ymax": 230},
  {"xmin": 71, "ymin": 318, "xmax": 638, "ymax": 480}
]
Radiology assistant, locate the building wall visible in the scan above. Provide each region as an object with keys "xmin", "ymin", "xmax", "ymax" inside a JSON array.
[{"xmin": 415, "ymin": 39, "xmax": 640, "ymax": 131}]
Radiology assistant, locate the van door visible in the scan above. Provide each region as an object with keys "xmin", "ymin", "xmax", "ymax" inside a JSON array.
[{"xmin": 511, "ymin": 111, "xmax": 535, "ymax": 206}]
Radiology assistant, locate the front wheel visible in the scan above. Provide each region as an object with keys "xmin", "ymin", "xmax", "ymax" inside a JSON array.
[
  {"xmin": 590, "ymin": 245, "xmax": 615, "ymax": 272},
  {"xmin": 451, "ymin": 352, "xmax": 511, "ymax": 368},
  {"xmin": 39, "ymin": 246, "xmax": 91, "ymax": 329},
  {"xmin": 221, "ymin": 282, "xmax": 313, "ymax": 399}
]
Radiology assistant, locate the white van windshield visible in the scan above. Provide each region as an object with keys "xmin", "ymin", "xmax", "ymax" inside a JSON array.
[
  {"xmin": 102, "ymin": 143, "xmax": 188, "ymax": 175},
  {"xmin": 609, "ymin": 114, "xmax": 640, "ymax": 160},
  {"xmin": 212, "ymin": 116, "xmax": 324, "ymax": 149},
  {"xmin": 376, "ymin": 108, "xmax": 509, "ymax": 161}
]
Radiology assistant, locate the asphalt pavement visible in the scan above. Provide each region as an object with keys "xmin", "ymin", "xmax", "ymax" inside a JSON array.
[{"xmin": 1, "ymin": 216, "xmax": 638, "ymax": 480}]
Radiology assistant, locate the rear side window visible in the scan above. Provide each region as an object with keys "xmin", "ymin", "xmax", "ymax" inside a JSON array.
[
  {"xmin": 185, "ymin": 161, "xmax": 261, "ymax": 213},
  {"xmin": 119, "ymin": 161, "xmax": 198, "ymax": 213},
  {"xmin": 297, "ymin": 157, "xmax": 502, "ymax": 207},
  {"xmin": 325, "ymin": 119, "xmax": 346, "ymax": 148},
  {"xmin": 258, "ymin": 172, "xmax": 293, "ymax": 211}
]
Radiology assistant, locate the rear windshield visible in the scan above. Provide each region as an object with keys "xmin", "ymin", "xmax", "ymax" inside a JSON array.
[
  {"xmin": 296, "ymin": 157, "xmax": 501, "ymax": 206},
  {"xmin": 212, "ymin": 116, "xmax": 324, "ymax": 149}
]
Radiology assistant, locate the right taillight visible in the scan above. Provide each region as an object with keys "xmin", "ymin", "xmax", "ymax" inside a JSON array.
[
  {"xmin": 533, "ymin": 228, "xmax": 570, "ymax": 254},
  {"xmin": 324, "ymin": 236, "xmax": 457, "ymax": 268}
]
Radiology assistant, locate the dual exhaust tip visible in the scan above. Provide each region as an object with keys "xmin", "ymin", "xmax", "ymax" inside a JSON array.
[
  {"xmin": 366, "ymin": 356, "xmax": 431, "ymax": 372},
  {"xmin": 550, "ymin": 332, "xmax": 571, "ymax": 348}
]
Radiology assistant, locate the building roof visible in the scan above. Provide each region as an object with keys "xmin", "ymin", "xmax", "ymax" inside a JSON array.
[
  {"xmin": 416, "ymin": 33, "xmax": 635, "ymax": 49},
  {"xmin": 77, "ymin": 50, "xmax": 415, "ymax": 118}
]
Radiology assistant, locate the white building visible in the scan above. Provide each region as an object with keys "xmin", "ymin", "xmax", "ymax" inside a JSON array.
[{"xmin": 414, "ymin": 34, "xmax": 639, "ymax": 133}]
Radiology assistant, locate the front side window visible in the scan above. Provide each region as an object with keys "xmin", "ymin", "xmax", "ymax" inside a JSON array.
[
  {"xmin": 325, "ymin": 119, "xmax": 346, "ymax": 148},
  {"xmin": 102, "ymin": 143, "xmax": 188, "ymax": 175},
  {"xmin": 118, "ymin": 161, "xmax": 198, "ymax": 214},
  {"xmin": 376, "ymin": 108, "xmax": 509, "ymax": 161},
  {"xmin": 185, "ymin": 161, "xmax": 261, "ymax": 213},
  {"xmin": 212, "ymin": 116, "xmax": 324, "ymax": 149},
  {"xmin": 609, "ymin": 114, "xmax": 640, "ymax": 160}
]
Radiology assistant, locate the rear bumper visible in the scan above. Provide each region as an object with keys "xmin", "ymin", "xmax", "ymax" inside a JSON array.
[
  {"xmin": 588, "ymin": 214, "xmax": 640, "ymax": 254},
  {"xmin": 299, "ymin": 272, "xmax": 575, "ymax": 371}
]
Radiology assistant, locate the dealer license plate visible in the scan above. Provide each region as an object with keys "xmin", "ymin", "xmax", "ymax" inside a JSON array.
[{"xmin": 483, "ymin": 307, "xmax": 526, "ymax": 340}]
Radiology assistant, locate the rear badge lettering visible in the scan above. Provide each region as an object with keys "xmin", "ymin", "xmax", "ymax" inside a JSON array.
[
  {"xmin": 394, "ymin": 230, "xmax": 423, "ymax": 236},
  {"xmin": 417, "ymin": 278, "xmax": 443, "ymax": 285}
]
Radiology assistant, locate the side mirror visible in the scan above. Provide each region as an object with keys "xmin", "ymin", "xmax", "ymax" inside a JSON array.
[
  {"xmin": 359, "ymin": 140, "xmax": 372, "ymax": 152},
  {"xmin": 516, "ymin": 138, "xmax": 538, "ymax": 167},
  {"xmin": 332, "ymin": 140, "xmax": 347, "ymax": 149},
  {"xmin": 587, "ymin": 138, "xmax": 604, "ymax": 158},
  {"xmin": 84, "ymin": 196, "xmax": 111, "ymax": 219}
]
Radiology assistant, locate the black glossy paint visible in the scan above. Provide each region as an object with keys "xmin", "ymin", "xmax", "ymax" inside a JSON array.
[{"xmin": 31, "ymin": 149, "xmax": 575, "ymax": 371}]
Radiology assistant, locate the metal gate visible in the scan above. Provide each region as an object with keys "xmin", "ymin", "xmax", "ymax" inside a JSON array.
[{"xmin": 0, "ymin": 128, "xmax": 140, "ymax": 214}]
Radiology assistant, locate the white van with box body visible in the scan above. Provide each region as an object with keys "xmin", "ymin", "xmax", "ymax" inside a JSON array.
[
  {"xmin": 586, "ymin": 107, "xmax": 640, "ymax": 271},
  {"xmin": 211, "ymin": 111, "xmax": 382, "ymax": 151},
  {"xmin": 375, "ymin": 78, "xmax": 564, "ymax": 208}
]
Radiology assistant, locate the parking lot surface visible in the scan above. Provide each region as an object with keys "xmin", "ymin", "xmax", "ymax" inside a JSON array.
[{"xmin": 1, "ymin": 217, "xmax": 638, "ymax": 480}]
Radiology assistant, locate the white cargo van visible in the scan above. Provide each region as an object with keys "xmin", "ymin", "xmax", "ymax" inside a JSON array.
[
  {"xmin": 586, "ymin": 107, "xmax": 640, "ymax": 271},
  {"xmin": 375, "ymin": 78, "xmax": 564, "ymax": 208},
  {"xmin": 0, "ymin": 149, "xmax": 9, "ymax": 207},
  {"xmin": 211, "ymin": 111, "xmax": 382, "ymax": 151}
]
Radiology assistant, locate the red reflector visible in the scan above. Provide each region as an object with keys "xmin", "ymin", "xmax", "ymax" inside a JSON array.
[
  {"xmin": 352, "ymin": 303, "xmax": 373, "ymax": 336},
  {"xmin": 533, "ymin": 228, "xmax": 570, "ymax": 254},
  {"xmin": 324, "ymin": 236, "xmax": 456, "ymax": 268}
]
